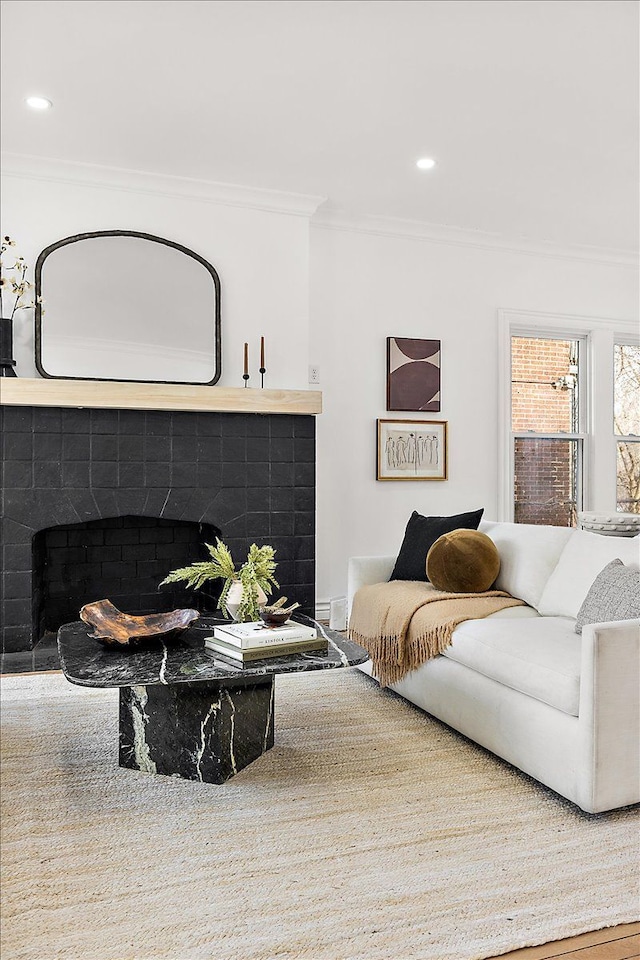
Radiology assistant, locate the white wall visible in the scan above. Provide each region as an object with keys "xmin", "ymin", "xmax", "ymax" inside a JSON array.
[
  {"xmin": 2, "ymin": 165, "xmax": 638, "ymax": 610},
  {"xmin": 310, "ymin": 224, "xmax": 639, "ymax": 602},
  {"xmin": 1, "ymin": 169, "xmax": 312, "ymax": 388}
]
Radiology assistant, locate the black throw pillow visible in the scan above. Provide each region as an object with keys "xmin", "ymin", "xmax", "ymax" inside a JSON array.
[{"xmin": 389, "ymin": 508, "xmax": 485, "ymax": 582}]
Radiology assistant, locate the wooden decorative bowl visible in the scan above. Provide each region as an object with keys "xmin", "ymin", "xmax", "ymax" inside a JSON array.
[
  {"xmin": 259, "ymin": 598, "xmax": 301, "ymax": 627},
  {"xmin": 259, "ymin": 608, "xmax": 291, "ymax": 627},
  {"xmin": 80, "ymin": 599, "xmax": 200, "ymax": 647}
]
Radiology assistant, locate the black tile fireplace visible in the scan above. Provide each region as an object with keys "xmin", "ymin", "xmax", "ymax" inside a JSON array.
[{"xmin": 1, "ymin": 405, "xmax": 316, "ymax": 654}]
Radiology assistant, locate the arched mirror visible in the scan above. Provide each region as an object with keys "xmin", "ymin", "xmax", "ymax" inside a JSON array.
[{"xmin": 35, "ymin": 231, "xmax": 221, "ymax": 384}]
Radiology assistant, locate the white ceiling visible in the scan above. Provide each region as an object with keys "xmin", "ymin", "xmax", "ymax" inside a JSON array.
[{"xmin": 1, "ymin": 0, "xmax": 638, "ymax": 253}]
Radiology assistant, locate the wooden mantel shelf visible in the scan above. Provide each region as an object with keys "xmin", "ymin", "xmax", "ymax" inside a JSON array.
[{"xmin": 0, "ymin": 378, "xmax": 323, "ymax": 415}]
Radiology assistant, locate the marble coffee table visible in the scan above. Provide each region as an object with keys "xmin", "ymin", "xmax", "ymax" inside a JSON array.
[{"xmin": 58, "ymin": 616, "xmax": 367, "ymax": 784}]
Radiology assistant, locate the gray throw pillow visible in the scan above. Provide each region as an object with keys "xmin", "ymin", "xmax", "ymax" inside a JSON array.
[{"xmin": 575, "ymin": 559, "xmax": 640, "ymax": 634}]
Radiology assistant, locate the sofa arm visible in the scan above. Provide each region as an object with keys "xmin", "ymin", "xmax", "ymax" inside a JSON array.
[
  {"xmin": 347, "ymin": 556, "xmax": 395, "ymax": 619},
  {"xmin": 578, "ymin": 618, "xmax": 640, "ymax": 813}
]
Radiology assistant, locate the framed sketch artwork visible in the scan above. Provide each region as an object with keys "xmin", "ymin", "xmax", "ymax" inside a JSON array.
[
  {"xmin": 377, "ymin": 419, "xmax": 448, "ymax": 481},
  {"xmin": 387, "ymin": 337, "xmax": 441, "ymax": 412}
]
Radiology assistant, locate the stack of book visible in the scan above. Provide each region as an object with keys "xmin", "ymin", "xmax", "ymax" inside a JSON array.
[{"xmin": 204, "ymin": 619, "xmax": 327, "ymax": 664}]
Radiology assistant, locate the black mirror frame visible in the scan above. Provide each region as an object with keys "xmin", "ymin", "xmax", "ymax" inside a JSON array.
[{"xmin": 34, "ymin": 230, "xmax": 222, "ymax": 385}]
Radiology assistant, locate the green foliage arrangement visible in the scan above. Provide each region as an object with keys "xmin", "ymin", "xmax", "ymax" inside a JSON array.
[{"xmin": 160, "ymin": 539, "xmax": 279, "ymax": 622}]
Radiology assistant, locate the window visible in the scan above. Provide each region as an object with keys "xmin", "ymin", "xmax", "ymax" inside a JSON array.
[
  {"xmin": 614, "ymin": 343, "xmax": 640, "ymax": 514},
  {"xmin": 500, "ymin": 311, "xmax": 639, "ymax": 525},
  {"xmin": 510, "ymin": 335, "xmax": 583, "ymax": 527}
]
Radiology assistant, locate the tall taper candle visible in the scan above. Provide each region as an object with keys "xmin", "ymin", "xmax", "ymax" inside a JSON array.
[
  {"xmin": 259, "ymin": 336, "xmax": 266, "ymax": 388},
  {"xmin": 243, "ymin": 342, "xmax": 250, "ymax": 386}
]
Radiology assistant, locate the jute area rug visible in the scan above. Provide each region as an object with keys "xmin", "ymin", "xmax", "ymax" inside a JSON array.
[{"xmin": 1, "ymin": 671, "xmax": 638, "ymax": 960}]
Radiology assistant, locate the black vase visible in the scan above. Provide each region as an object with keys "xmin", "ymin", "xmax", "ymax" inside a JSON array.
[{"xmin": 0, "ymin": 317, "xmax": 17, "ymax": 377}]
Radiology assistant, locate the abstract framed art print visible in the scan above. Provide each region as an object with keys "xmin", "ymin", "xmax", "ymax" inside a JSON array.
[
  {"xmin": 377, "ymin": 419, "xmax": 448, "ymax": 481},
  {"xmin": 387, "ymin": 337, "xmax": 441, "ymax": 411}
]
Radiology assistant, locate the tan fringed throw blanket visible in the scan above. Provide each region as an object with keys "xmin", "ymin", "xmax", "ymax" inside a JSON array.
[{"xmin": 349, "ymin": 581, "xmax": 524, "ymax": 687}]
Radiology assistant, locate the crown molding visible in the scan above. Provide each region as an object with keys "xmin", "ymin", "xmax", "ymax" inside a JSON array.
[
  {"xmin": 312, "ymin": 209, "xmax": 639, "ymax": 268},
  {"xmin": 0, "ymin": 152, "xmax": 327, "ymax": 218},
  {"xmin": 3, "ymin": 152, "xmax": 637, "ymax": 265}
]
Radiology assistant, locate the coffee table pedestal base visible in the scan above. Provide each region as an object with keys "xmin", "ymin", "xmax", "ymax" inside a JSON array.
[{"xmin": 119, "ymin": 679, "xmax": 275, "ymax": 784}]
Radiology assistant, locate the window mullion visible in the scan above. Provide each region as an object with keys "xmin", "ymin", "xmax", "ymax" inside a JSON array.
[{"xmin": 512, "ymin": 432, "xmax": 584, "ymax": 441}]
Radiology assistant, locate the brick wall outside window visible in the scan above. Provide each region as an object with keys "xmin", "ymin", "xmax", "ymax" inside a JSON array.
[{"xmin": 511, "ymin": 338, "xmax": 578, "ymax": 527}]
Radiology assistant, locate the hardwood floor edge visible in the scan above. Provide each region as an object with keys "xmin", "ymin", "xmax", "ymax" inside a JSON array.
[{"xmin": 492, "ymin": 921, "xmax": 640, "ymax": 959}]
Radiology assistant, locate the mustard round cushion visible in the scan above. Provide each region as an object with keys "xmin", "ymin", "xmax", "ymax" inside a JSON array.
[{"xmin": 426, "ymin": 529, "xmax": 500, "ymax": 593}]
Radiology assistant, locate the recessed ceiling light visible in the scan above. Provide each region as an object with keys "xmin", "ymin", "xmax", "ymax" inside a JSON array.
[
  {"xmin": 416, "ymin": 157, "xmax": 436, "ymax": 170},
  {"xmin": 25, "ymin": 96, "xmax": 53, "ymax": 111}
]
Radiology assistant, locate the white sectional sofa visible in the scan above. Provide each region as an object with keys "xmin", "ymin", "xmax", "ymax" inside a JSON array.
[{"xmin": 348, "ymin": 521, "xmax": 640, "ymax": 814}]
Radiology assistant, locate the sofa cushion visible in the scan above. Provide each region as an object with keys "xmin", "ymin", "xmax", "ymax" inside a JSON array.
[
  {"xmin": 537, "ymin": 530, "xmax": 640, "ymax": 619},
  {"xmin": 482, "ymin": 605, "xmax": 540, "ymax": 621},
  {"xmin": 575, "ymin": 559, "xmax": 640, "ymax": 634},
  {"xmin": 427, "ymin": 529, "xmax": 500, "ymax": 592},
  {"xmin": 443, "ymin": 615, "xmax": 581, "ymax": 716},
  {"xmin": 478, "ymin": 521, "xmax": 573, "ymax": 609},
  {"xmin": 390, "ymin": 508, "xmax": 484, "ymax": 582}
]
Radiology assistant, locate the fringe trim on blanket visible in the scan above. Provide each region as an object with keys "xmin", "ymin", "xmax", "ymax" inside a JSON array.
[{"xmin": 349, "ymin": 622, "xmax": 461, "ymax": 687}]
